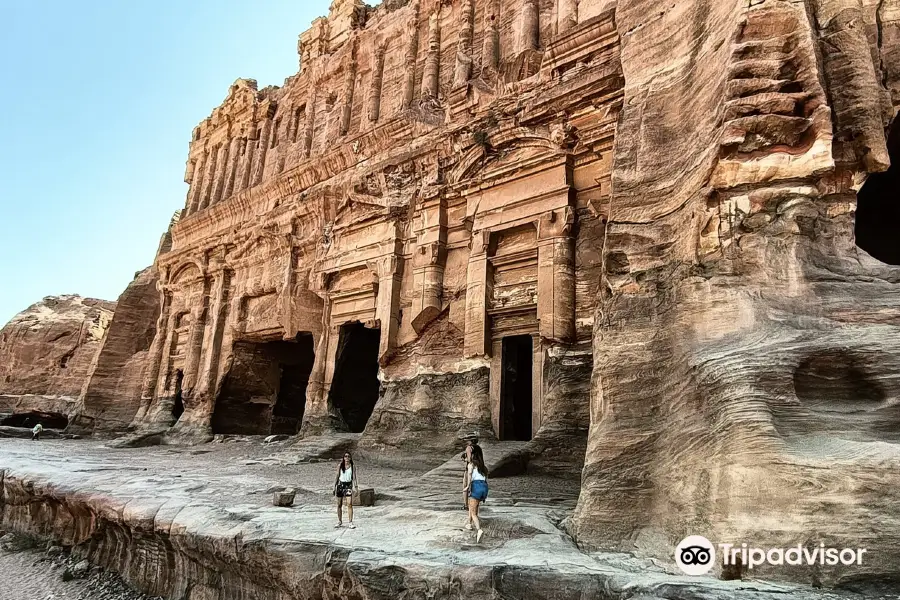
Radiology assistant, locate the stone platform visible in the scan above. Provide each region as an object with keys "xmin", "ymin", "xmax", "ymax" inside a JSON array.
[{"xmin": 0, "ymin": 437, "xmax": 875, "ymax": 599}]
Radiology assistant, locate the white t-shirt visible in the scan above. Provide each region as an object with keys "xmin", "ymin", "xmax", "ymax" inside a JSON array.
[
  {"xmin": 469, "ymin": 464, "xmax": 486, "ymax": 481},
  {"xmin": 32, "ymin": 424, "xmax": 43, "ymax": 434},
  {"xmin": 339, "ymin": 466, "xmax": 353, "ymax": 483}
]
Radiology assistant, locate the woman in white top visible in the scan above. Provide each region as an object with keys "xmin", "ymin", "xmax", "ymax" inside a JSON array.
[
  {"xmin": 464, "ymin": 444, "xmax": 489, "ymax": 543},
  {"xmin": 334, "ymin": 452, "xmax": 358, "ymax": 528}
]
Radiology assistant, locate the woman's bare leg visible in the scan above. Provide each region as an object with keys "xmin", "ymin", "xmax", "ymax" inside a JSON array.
[
  {"xmin": 473, "ymin": 499, "xmax": 484, "ymax": 542},
  {"xmin": 337, "ymin": 497, "xmax": 343, "ymax": 524},
  {"xmin": 468, "ymin": 497, "xmax": 480, "ymax": 533},
  {"xmin": 348, "ymin": 497, "xmax": 354, "ymax": 523}
]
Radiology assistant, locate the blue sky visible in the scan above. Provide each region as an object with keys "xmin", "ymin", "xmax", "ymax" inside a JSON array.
[{"xmin": 0, "ymin": 1, "xmax": 329, "ymax": 324}]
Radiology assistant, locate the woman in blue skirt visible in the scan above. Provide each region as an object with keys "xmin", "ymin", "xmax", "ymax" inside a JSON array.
[{"xmin": 464, "ymin": 444, "xmax": 489, "ymax": 543}]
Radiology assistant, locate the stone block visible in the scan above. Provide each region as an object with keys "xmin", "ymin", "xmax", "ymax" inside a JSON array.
[
  {"xmin": 273, "ymin": 489, "xmax": 296, "ymax": 507},
  {"xmin": 353, "ymin": 487, "xmax": 375, "ymax": 507}
]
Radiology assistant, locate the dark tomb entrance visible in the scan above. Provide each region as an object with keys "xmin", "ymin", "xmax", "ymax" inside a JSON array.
[
  {"xmin": 856, "ymin": 113, "xmax": 900, "ymax": 265},
  {"xmin": 1, "ymin": 411, "xmax": 69, "ymax": 430},
  {"xmin": 499, "ymin": 335, "xmax": 533, "ymax": 441},
  {"xmin": 271, "ymin": 334, "xmax": 316, "ymax": 434},
  {"xmin": 212, "ymin": 335, "xmax": 315, "ymax": 435},
  {"xmin": 329, "ymin": 322, "xmax": 381, "ymax": 433},
  {"xmin": 172, "ymin": 369, "xmax": 184, "ymax": 421}
]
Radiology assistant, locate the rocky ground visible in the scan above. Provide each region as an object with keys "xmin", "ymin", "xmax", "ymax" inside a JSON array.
[
  {"xmin": 0, "ymin": 436, "xmax": 895, "ymax": 599},
  {"xmin": 0, "ymin": 531, "xmax": 159, "ymax": 600}
]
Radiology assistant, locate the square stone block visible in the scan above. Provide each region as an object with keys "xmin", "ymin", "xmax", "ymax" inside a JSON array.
[
  {"xmin": 273, "ymin": 489, "xmax": 296, "ymax": 507},
  {"xmin": 353, "ymin": 488, "xmax": 375, "ymax": 506}
]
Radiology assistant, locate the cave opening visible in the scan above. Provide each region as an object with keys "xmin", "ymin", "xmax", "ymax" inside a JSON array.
[
  {"xmin": 499, "ymin": 335, "xmax": 534, "ymax": 441},
  {"xmin": 329, "ymin": 322, "xmax": 381, "ymax": 433},
  {"xmin": 1, "ymin": 411, "xmax": 69, "ymax": 430},
  {"xmin": 172, "ymin": 369, "xmax": 184, "ymax": 421},
  {"xmin": 211, "ymin": 335, "xmax": 315, "ymax": 435},
  {"xmin": 855, "ymin": 113, "xmax": 900, "ymax": 265}
]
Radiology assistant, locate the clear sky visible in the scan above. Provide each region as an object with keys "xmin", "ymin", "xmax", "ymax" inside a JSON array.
[{"xmin": 0, "ymin": 1, "xmax": 330, "ymax": 324}]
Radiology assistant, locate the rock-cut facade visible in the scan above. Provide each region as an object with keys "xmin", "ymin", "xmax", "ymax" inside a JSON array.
[{"xmin": 6, "ymin": 0, "xmax": 895, "ymax": 584}]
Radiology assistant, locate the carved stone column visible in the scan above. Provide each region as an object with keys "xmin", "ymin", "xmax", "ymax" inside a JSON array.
[
  {"xmin": 239, "ymin": 135, "xmax": 254, "ymax": 190},
  {"xmin": 147, "ymin": 310, "xmax": 180, "ymax": 424},
  {"xmin": 303, "ymin": 86, "xmax": 318, "ymax": 158},
  {"xmin": 135, "ymin": 287, "xmax": 171, "ymax": 424},
  {"xmin": 252, "ymin": 118, "xmax": 272, "ymax": 186},
  {"xmin": 412, "ymin": 243, "xmax": 446, "ymax": 334},
  {"xmin": 288, "ymin": 109, "xmax": 300, "ymax": 142},
  {"xmin": 482, "ymin": 1, "xmax": 500, "ymax": 71},
  {"xmin": 368, "ymin": 41, "xmax": 387, "ymax": 123},
  {"xmin": 369, "ymin": 255, "xmax": 403, "ymax": 361},
  {"xmin": 464, "ymin": 230, "xmax": 491, "ymax": 357},
  {"xmin": 303, "ymin": 273, "xmax": 339, "ymax": 432},
  {"xmin": 222, "ymin": 136, "xmax": 241, "ymax": 199},
  {"xmin": 411, "ymin": 195, "xmax": 447, "ymax": 333},
  {"xmin": 196, "ymin": 265, "xmax": 231, "ymax": 411},
  {"xmin": 421, "ymin": 12, "xmax": 441, "ymax": 97},
  {"xmin": 518, "ymin": 0, "xmax": 540, "ymax": 53},
  {"xmin": 211, "ymin": 142, "xmax": 230, "ymax": 205},
  {"xmin": 182, "ymin": 277, "xmax": 211, "ymax": 397},
  {"xmin": 557, "ymin": 0, "xmax": 578, "ymax": 34},
  {"xmin": 199, "ymin": 145, "xmax": 219, "ymax": 211},
  {"xmin": 187, "ymin": 151, "xmax": 206, "ymax": 215},
  {"xmin": 340, "ymin": 39, "xmax": 358, "ymax": 136},
  {"xmin": 537, "ymin": 207, "xmax": 575, "ymax": 343},
  {"xmin": 454, "ymin": 0, "xmax": 475, "ymax": 87},
  {"xmin": 183, "ymin": 159, "xmax": 196, "ymax": 214},
  {"xmin": 403, "ymin": 1, "xmax": 421, "ymax": 107}
]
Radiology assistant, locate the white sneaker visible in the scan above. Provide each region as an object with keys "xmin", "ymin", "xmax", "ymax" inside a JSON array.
[
  {"xmin": 348, "ymin": 522, "xmax": 356, "ymax": 529},
  {"xmin": 464, "ymin": 523, "xmax": 473, "ymax": 531},
  {"xmin": 334, "ymin": 523, "xmax": 342, "ymax": 528},
  {"xmin": 476, "ymin": 529, "xmax": 484, "ymax": 544}
]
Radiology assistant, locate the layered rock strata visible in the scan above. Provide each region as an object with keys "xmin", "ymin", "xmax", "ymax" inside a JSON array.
[
  {"xmin": 572, "ymin": 0, "xmax": 900, "ymax": 586},
  {"xmin": 0, "ymin": 296, "xmax": 115, "ymax": 426},
  {"xmin": 70, "ymin": 268, "xmax": 160, "ymax": 435}
]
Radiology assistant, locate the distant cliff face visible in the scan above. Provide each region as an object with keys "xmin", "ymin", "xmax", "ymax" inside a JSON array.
[{"xmin": 0, "ymin": 295, "xmax": 115, "ymax": 420}]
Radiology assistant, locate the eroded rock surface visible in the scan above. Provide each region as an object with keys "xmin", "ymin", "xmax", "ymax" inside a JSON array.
[
  {"xmin": 572, "ymin": 0, "xmax": 900, "ymax": 587},
  {"xmin": 0, "ymin": 439, "xmax": 886, "ymax": 600},
  {"xmin": 0, "ymin": 296, "xmax": 115, "ymax": 427},
  {"xmin": 70, "ymin": 268, "xmax": 160, "ymax": 435}
]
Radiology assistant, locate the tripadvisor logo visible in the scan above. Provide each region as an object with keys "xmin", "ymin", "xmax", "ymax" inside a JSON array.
[
  {"xmin": 675, "ymin": 536, "xmax": 868, "ymax": 575},
  {"xmin": 675, "ymin": 535, "xmax": 716, "ymax": 575}
]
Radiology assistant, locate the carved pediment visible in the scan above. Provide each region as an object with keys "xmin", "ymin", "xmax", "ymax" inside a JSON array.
[{"xmin": 449, "ymin": 129, "xmax": 567, "ymax": 186}]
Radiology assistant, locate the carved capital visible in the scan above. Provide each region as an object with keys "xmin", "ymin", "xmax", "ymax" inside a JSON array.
[
  {"xmin": 310, "ymin": 271, "xmax": 331, "ymax": 298},
  {"xmin": 470, "ymin": 229, "xmax": 491, "ymax": 256},
  {"xmin": 367, "ymin": 255, "xmax": 401, "ymax": 279},
  {"xmin": 538, "ymin": 206, "xmax": 575, "ymax": 240},
  {"xmin": 413, "ymin": 241, "xmax": 446, "ymax": 268}
]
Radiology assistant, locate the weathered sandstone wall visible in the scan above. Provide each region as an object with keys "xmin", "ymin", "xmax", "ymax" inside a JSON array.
[
  {"xmin": 572, "ymin": 0, "xmax": 900, "ymax": 586},
  {"xmin": 70, "ymin": 268, "xmax": 160, "ymax": 435}
]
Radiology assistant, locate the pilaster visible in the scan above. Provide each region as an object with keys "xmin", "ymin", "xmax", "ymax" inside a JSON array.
[{"xmin": 537, "ymin": 207, "xmax": 575, "ymax": 343}]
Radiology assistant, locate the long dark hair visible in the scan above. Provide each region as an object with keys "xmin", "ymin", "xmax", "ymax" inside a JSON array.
[
  {"xmin": 470, "ymin": 444, "xmax": 488, "ymax": 478},
  {"xmin": 339, "ymin": 452, "xmax": 354, "ymax": 473}
]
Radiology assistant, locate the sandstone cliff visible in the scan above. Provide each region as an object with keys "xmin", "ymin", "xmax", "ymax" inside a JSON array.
[
  {"xmin": 0, "ymin": 296, "xmax": 115, "ymax": 426},
  {"xmin": 70, "ymin": 268, "xmax": 160, "ymax": 435},
  {"xmin": 572, "ymin": 0, "xmax": 900, "ymax": 585}
]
